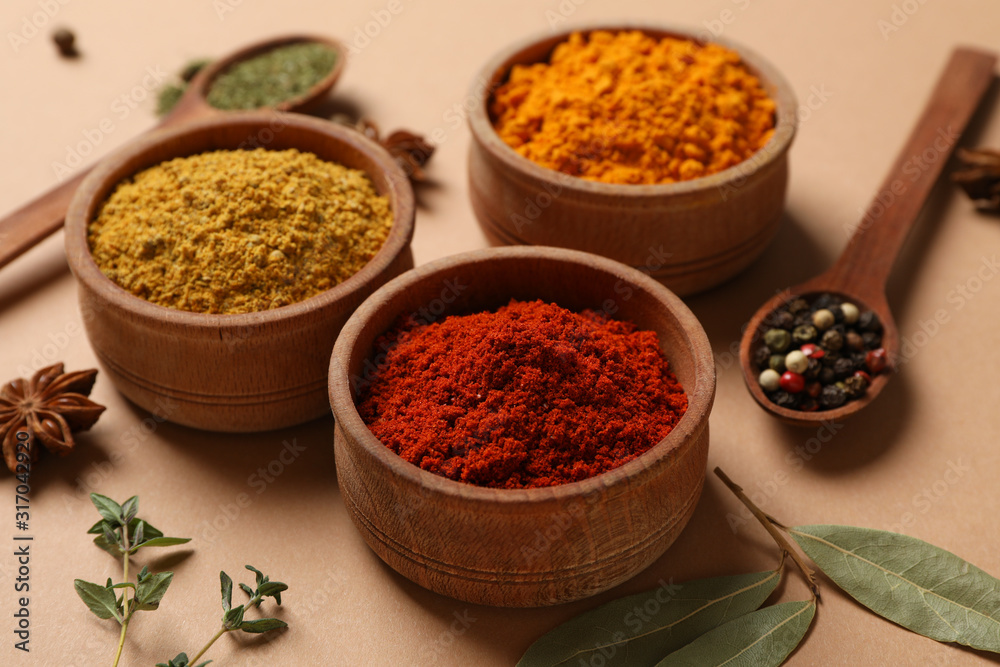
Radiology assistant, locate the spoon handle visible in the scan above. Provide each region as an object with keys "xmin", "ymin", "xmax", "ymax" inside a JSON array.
[
  {"xmin": 0, "ymin": 99, "xmax": 216, "ymax": 273},
  {"xmin": 0, "ymin": 171, "xmax": 88, "ymax": 271},
  {"xmin": 824, "ymin": 47, "xmax": 996, "ymax": 299}
]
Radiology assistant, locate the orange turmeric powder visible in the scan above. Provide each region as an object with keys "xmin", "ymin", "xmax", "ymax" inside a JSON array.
[{"xmin": 490, "ymin": 30, "xmax": 777, "ymax": 185}]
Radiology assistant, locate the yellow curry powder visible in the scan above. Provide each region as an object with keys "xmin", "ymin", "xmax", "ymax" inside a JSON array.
[
  {"xmin": 88, "ymin": 148, "xmax": 393, "ymax": 314},
  {"xmin": 490, "ymin": 31, "xmax": 777, "ymax": 185}
]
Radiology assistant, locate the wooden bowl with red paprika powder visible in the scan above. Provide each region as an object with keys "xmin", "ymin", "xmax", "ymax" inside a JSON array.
[
  {"xmin": 467, "ymin": 24, "xmax": 798, "ymax": 296},
  {"xmin": 329, "ymin": 246, "xmax": 715, "ymax": 607}
]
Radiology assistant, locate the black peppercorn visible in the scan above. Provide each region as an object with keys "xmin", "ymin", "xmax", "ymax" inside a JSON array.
[
  {"xmin": 804, "ymin": 358, "xmax": 821, "ymax": 380},
  {"xmin": 845, "ymin": 331, "xmax": 864, "ymax": 351},
  {"xmin": 843, "ymin": 375, "xmax": 868, "ymax": 398},
  {"xmin": 819, "ymin": 367, "xmax": 836, "ymax": 385},
  {"xmin": 829, "ymin": 304, "xmax": 844, "ymax": 323},
  {"xmin": 787, "ymin": 298, "xmax": 809, "ymax": 314},
  {"xmin": 772, "ymin": 391, "xmax": 799, "ymax": 408},
  {"xmin": 862, "ymin": 332, "xmax": 882, "ymax": 349},
  {"xmin": 753, "ymin": 346, "xmax": 771, "ymax": 367},
  {"xmin": 812, "ymin": 294, "xmax": 835, "ymax": 310},
  {"xmin": 820, "ymin": 384, "xmax": 847, "ymax": 408},
  {"xmin": 833, "ymin": 357, "xmax": 855, "ymax": 379},
  {"xmin": 858, "ymin": 311, "xmax": 883, "ymax": 333},
  {"xmin": 821, "ymin": 329, "xmax": 844, "ymax": 352},
  {"xmin": 767, "ymin": 310, "xmax": 794, "ymax": 330}
]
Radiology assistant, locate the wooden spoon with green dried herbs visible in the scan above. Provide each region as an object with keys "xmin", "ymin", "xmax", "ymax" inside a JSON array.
[
  {"xmin": 517, "ymin": 467, "xmax": 1000, "ymax": 667},
  {"xmin": 0, "ymin": 34, "xmax": 345, "ymax": 273}
]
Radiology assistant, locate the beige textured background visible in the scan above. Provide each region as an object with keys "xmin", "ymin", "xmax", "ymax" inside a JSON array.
[{"xmin": 2, "ymin": 0, "xmax": 1000, "ymax": 664}]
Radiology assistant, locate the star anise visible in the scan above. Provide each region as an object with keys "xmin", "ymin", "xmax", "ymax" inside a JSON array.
[
  {"xmin": 332, "ymin": 115, "xmax": 436, "ymax": 182},
  {"xmin": 952, "ymin": 148, "xmax": 1000, "ymax": 212},
  {"xmin": 0, "ymin": 363, "xmax": 106, "ymax": 473}
]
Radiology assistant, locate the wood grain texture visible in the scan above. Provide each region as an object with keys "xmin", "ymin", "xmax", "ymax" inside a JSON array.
[
  {"xmin": 466, "ymin": 24, "xmax": 798, "ymax": 296},
  {"xmin": 64, "ymin": 112, "xmax": 414, "ymax": 432},
  {"xmin": 0, "ymin": 34, "xmax": 345, "ymax": 272},
  {"xmin": 329, "ymin": 246, "xmax": 716, "ymax": 606},
  {"xmin": 739, "ymin": 47, "xmax": 997, "ymax": 427}
]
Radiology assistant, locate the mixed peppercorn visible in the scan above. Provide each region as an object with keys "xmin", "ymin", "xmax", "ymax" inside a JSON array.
[{"xmin": 753, "ymin": 293, "xmax": 887, "ymax": 411}]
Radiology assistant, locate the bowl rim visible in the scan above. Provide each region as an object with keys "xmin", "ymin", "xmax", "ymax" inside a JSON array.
[
  {"xmin": 467, "ymin": 22, "xmax": 798, "ymax": 195},
  {"xmin": 329, "ymin": 245, "xmax": 716, "ymax": 506},
  {"xmin": 65, "ymin": 111, "xmax": 415, "ymax": 332}
]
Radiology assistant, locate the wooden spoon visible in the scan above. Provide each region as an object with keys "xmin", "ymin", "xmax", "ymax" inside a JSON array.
[
  {"xmin": 740, "ymin": 47, "xmax": 997, "ymax": 426},
  {"xmin": 0, "ymin": 34, "xmax": 345, "ymax": 272}
]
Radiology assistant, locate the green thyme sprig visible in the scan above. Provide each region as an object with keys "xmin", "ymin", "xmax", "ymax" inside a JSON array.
[
  {"xmin": 73, "ymin": 493, "xmax": 191, "ymax": 667},
  {"xmin": 159, "ymin": 565, "xmax": 288, "ymax": 667}
]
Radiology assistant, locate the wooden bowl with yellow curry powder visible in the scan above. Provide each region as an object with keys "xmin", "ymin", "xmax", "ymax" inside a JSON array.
[
  {"xmin": 468, "ymin": 25, "xmax": 798, "ymax": 296},
  {"xmin": 64, "ymin": 113, "xmax": 415, "ymax": 432}
]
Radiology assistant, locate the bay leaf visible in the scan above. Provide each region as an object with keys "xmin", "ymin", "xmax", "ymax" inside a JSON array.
[
  {"xmin": 517, "ymin": 569, "xmax": 781, "ymax": 667},
  {"xmin": 655, "ymin": 600, "xmax": 815, "ymax": 667},
  {"xmin": 790, "ymin": 524, "xmax": 1000, "ymax": 652}
]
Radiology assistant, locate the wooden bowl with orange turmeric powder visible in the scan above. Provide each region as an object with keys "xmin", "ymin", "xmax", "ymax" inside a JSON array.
[
  {"xmin": 329, "ymin": 246, "xmax": 716, "ymax": 607},
  {"xmin": 468, "ymin": 25, "xmax": 798, "ymax": 296},
  {"xmin": 64, "ymin": 112, "xmax": 415, "ymax": 432}
]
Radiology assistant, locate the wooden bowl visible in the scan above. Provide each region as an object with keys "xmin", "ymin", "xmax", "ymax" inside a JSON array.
[
  {"xmin": 467, "ymin": 25, "xmax": 798, "ymax": 296},
  {"xmin": 329, "ymin": 246, "xmax": 716, "ymax": 606},
  {"xmin": 64, "ymin": 113, "xmax": 415, "ymax": 432}
]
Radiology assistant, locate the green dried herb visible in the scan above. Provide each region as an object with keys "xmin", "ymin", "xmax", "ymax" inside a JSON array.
[
  {"xmin": 156, "ymin": 59, "xmax": 211, "ymax": 117},
  {"xmin": 159, "ymin": 565, "xmax": 288, "ymax": 666},
  {"xmin": 206, "ymin": 42, "xmax": 337, "ymax": 110},
  {"xmin": 75, "ymin": 494, "xmax": 288, "ymax": 667},
  {"xmin": 73, "ymin": 493, "xmax": 190, "ymax": 667}
]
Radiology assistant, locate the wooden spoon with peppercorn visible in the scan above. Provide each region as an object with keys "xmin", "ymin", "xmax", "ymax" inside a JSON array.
[
  {"xmin": 0, "ymin": 34, "xmax": 346, "ymax": 273},
  {"xmin": 740, "ymin": 46, "xmax": 997, "ymax": 426}
]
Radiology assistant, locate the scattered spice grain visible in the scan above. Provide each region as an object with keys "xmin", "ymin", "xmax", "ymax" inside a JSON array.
[
  {"xmin": 491, "ymin": 30, "xmax": 776, "ymax": 185},
  {"xmin": 358, "ymin": 299, "xmax": 688, "ymax": 489},
  {"xmin": 52, "ymin": 27, "xmax": 78, "ymax": 58},
  {"xmin": 88, "ymin": 148, "xmax": 392, "ymax": 314}
]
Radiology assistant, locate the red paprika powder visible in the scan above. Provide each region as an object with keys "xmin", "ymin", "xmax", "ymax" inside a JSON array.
[{"xmin": 357, "ymin": 299, "xmax": 688, "ymax": 489}]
